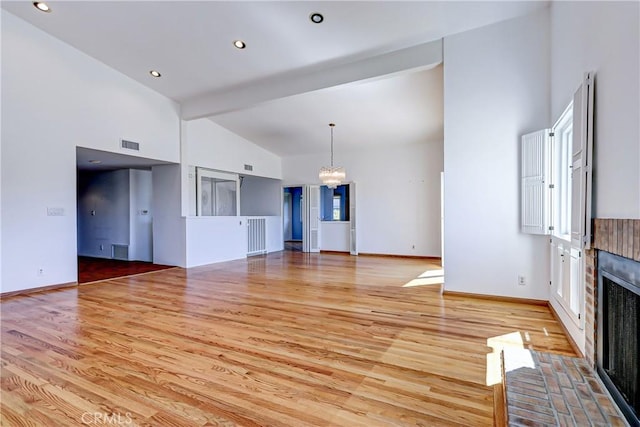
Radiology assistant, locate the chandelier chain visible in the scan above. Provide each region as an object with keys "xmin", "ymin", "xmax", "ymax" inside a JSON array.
[{"xmin": 330, "ymin": 125, "xmax": 334, "ymax": 167}]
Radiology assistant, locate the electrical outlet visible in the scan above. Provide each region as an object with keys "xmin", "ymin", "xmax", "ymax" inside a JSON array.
[
  {"xmin": 100, "ymin": 244, "xmax": 104, "ymax": 251},
  {"xmin": 37, "ymin": 268, "xmax": 44, "ymax": 276},
  {"xmin": 518, "ymin": 275, "xmax": 526, "ymax": 286}
]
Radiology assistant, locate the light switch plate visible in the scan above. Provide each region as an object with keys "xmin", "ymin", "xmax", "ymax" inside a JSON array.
[{"xmin": 47, "ymin": 207, "xmax": 65, "ymax": 216}]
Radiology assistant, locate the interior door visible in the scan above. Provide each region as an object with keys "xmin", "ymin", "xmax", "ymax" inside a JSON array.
[
  {"xmin": 349, "ymin": 182, "xmax": 357, "ymax": 255},
  {"xmin": 303, "ymin": 185, "xmax": 320, "ymax": 253}
]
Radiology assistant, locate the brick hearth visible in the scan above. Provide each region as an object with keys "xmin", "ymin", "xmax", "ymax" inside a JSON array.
[{"xmin": 504, "ymin": 348, "xmax": 627, "ymax": 426}]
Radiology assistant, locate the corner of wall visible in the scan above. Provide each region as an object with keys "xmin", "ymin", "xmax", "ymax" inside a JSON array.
[{"xmin": 443, "ymin": 8, "xmax": 551, "ymax": 299}]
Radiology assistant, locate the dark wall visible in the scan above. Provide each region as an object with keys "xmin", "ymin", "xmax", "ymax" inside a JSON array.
[
  {"xmin": 320, "ymin": 185, "xmax": 349, "ymax": 221},
  {"xmin": 285, "ymin": 187, "xmax": 303, "ymax": 240}
]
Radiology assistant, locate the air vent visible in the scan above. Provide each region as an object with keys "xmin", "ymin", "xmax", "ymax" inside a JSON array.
[
  {"xmin": 111, "ymin": 244, "xmax": 129, "ymax": 260},
  {"xmin": 244, "ymin": 164, "xmax": 253, "ymax": 171},
  {"xmin": 121, "ymin": 139, "xmax": 140, "ymax": 151}
]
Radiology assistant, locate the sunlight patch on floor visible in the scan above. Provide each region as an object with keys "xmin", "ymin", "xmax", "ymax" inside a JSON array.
[
  {"xmin": 485, "ymin": 331, "xmax": 527, "ymax": 386},
  {"xmin": 402, "ymin": 269, "xmax": 444, "ymax": 288},
  {"xmin": 502, "ymin": 348, "xmax": 536, "ymax": 373}
]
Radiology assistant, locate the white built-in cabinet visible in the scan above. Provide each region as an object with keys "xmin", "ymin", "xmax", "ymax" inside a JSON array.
[{"xmin": 522, "ymin": 72, "xmax": 594, "ymax": 330}]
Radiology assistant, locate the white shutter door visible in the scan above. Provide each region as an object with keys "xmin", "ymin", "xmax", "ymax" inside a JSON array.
[
  {"xmin": 569, "ymin": 247, "xmax": 583, "ymax": 318},
  {"xmin": 571, "ymin": 155, "xmax": 584, "ymax": 247},
  {"xmin": 571, "ymin": 72, "xmax": 594, "ymax": 250},
  {"xmin": 550, "ymin": 238, "xmax": 561, "ymax": 297},
  {"xmin": 521, "ymin": 129, "xmax": 552, "ymax": 234},
  {"xmin": 307, "ymin": 185, "xmax": 320, "ymax": 253},
  {"xmin": 302, "ymin": 186, "xmax": 309, "ymax": 252},
  {"xmin": 349, "ymin": 182, "xmax": 357, "ymax": 255}
]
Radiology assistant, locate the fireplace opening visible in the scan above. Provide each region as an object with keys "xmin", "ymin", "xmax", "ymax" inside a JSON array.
[{"xmin": 597, "ymin": 251, "xmax": 640, "ymax": 426}]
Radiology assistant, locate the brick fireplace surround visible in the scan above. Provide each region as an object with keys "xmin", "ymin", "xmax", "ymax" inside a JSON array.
[
  {"xmin": 584, "ymin": 218, "xmax": 640, "ymax": 368},
  {"xmin": 501, "ymin": 219, "xmax": 638, "ymax": 426}
]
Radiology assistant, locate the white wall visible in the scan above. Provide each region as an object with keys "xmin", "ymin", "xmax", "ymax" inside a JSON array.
[
  {"xmin": 185, "ymin": 217, "xmax": 246, "ymax": 268},
  {"xmin": 550, "ymin": 1, "xmax": 640, "ymax": 219},
  {"xmin": 282, "ymin": 141, "xmax": 443, "ymax": 257},
  {"xmin": 152, "ymin": 165, "xmax": 185, "ymax": 267},
  {"xmin": 320, "ymin": 222, "xmax": 350, "ymax": 252},
  {"xmin": 443, "ymin": 8, "xmax": 550, "ymax": 299},
  {"xmin": 265, "ymin": 216, "xmax": 284, "ymax": 253},
  {"xmin": 184, "ymin": 119, "xmax": 282, "ymax": 178},
  {"xmin": 0, "ymin": 12, "xmax": 181, "ymax": 293},
  {"xmin": 0, "ymin": 70, "xmax": 2, "ymax": 291},
  {"xmin": 129, "ymin": 169, "xmax": 153, "ymax": 262},
  {"xmin": 77, "ymin": 170, "xmax": 131, "ymax": 258},
  {"xmin": 185, "ymin": 215, "xmax": 284, "ymax": 267},
  {"xmin": 185, "ymin": 215, "xmax": 283, "ymax": 268},
  {"xmin": 240, "ymin": 176, "xmax": 282, "ymax": 216},
  {"xmin": 182, "ymin": 119, "xmax": 283, "ymax": 217}
]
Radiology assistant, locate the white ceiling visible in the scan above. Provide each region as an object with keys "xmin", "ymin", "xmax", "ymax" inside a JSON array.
[
  {"xmin": 212, "ymin": 65, "xmax": 444, "ymax": 156},
  {"xmin": 76, "ymin": 147, "xmax": 173, "ymax": 171},
  {"xmin": 3, "ymin": 1, "xmax": 547, "ymax": 158}
]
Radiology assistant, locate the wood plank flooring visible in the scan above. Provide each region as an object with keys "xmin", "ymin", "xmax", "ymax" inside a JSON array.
[
  {"xmin": 0, "ymin": 252, "xmax": 575, "ymax": 426},
  {"xmin": 78, "ymin": 257, "xmax": 174, "ymax": 284}
]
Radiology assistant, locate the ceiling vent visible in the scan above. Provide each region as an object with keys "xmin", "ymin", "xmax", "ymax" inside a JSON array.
[
  {"xmin": 244, "ymin": 164, "xmax": 253, "ymax": 171},
  {"xmin": 121, "ymin": 139, "xmax": 140, "ymax": 151}
]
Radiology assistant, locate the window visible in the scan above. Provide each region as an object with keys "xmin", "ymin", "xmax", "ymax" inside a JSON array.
[
  {"xmin": 320, "ymin": 184, "xmax": 349, "ymax": 221},
  {"xmin": 552, "ymin": 103, "xmax": 573, "ymax": 238},
  {"xmin": 549, "ymin": 103, "xmax": 579, "ymax": 322},
  {"xmin": 196, "ymin": 168, "xmax": 238, "ymax": 216},
  {"xmin": 332, "ymin": 196, "xmax": 341, "ymax": 220}
]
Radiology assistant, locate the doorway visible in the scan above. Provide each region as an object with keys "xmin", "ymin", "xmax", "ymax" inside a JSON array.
[
  {"xmin": 76, "ymin": 147, "xmax": 173, "ymax": 283},
  {"xmin": 283, "ymin": 186, "xmax": 303, "ymax": 251},
  {"xmin": 283, "ymin": 184, "xmax": 356, "ymax": 254}
]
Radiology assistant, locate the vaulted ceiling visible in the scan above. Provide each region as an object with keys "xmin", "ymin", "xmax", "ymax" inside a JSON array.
[{"xmin": 2, "ymin": 1, "xmax": 547, "ymax": 156}]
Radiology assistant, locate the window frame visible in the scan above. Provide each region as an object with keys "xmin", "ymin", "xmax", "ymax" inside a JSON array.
[
  {"xmin": 195, "ymin": 167, "xmax": 239, "ymax": 217},
  {"xmin": 551, "ymin": 102, "xmax": 574, "ymax": 240}
]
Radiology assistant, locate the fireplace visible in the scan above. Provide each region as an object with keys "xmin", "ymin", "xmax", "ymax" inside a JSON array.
[{"xmin": 597, "ymin": 250, "xmax": 640, "ymax": 426}]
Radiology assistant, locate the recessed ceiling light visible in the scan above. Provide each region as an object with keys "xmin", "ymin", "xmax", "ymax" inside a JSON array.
[
  {"xmin": 88, "ymin": 160, "xmax": 102, "ymax": 164},
  {"xmin": 149, "ymin": 70, "xmax": 161, "ymax": 78},
  {"xmin": 33, "ymin": 2, "xmax": 51, "ymax": 13},
  {"xmin": 310, "ymin": 13, "xmax": 324, "ymax": 24},
  {"xmin": 233, "ymin": 40, "xmax": 246, "ymax": 49}
]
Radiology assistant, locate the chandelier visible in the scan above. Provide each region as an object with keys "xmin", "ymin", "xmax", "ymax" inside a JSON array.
[{"xmin": 319, "ymin": 123, "xmax": 346, "ymax": 189}]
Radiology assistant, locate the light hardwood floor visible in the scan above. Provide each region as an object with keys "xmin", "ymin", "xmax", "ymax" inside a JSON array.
[{"xmin": 1, "ymin": 252, "xmax": 574, "ymax": 426}]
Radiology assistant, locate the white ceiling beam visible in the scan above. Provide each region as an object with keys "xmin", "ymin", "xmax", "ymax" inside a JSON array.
[{"xmin": 181, "ymin": 39, "xmax": 442, "ymax": 120}]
